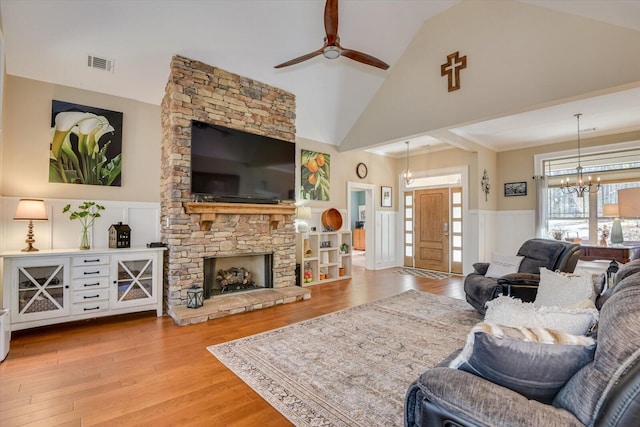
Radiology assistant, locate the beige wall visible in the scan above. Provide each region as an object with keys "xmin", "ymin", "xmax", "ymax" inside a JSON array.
[
  {"xmin": 341, "ymin": 0, "xmax": 640, "ymax": 152},
  {"xmin": 1, "ymin": 27, "xmax": 5, "ymax": 194},
  {"xmin": 398, "ymin": 147, "xmax": 481, "ymax": 208},
  {"xmin": 1, "ymin": 76, "xmax": 395, "ymax": 210},
  {"xmin": 1, "ymin": 76, "xmax": 161, "ymax": 201},
  {"xmin": 296, "ymin": 136, "xmax": 396, "ymax": 210},
  {"xmin": 4, "ymin": 76, "xmax": 638, "ymax": 216},
  {"xmin": 497, "ymin": 130, "xmax": 640, "ymax": 211}
]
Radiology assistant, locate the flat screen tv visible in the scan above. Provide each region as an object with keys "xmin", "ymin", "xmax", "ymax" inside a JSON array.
[{"xmin": 190, "ymin": 120, "xmax": 296, "ymax": 203}]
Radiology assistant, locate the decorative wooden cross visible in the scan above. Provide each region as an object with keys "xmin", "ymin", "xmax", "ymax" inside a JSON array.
[{"xmin": 441, "ymin": 51, "xmax": 467, "ymax": 92}]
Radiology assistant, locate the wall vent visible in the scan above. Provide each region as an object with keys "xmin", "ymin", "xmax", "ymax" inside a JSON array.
[{"xmin": 87, "ymin": 55, "xmax": 114, "ymax": 72}]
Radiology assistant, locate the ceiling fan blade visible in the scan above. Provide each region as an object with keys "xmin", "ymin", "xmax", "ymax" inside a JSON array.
[
  {"xmin": 324, "ymin": 0, "xmax": 339, "ymax": 45},
  {"xmin": 274, "ymin": 48, "xmax": 324, "ymax": 68},
  {"xmin": 340, "ymin": 48, "xmax": 390, "ymax": 70}
]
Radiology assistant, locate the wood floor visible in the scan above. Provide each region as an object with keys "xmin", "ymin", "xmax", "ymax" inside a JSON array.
[{"xmin": 0, "ymin": 266, "xmax": 465, "ymax": 427}]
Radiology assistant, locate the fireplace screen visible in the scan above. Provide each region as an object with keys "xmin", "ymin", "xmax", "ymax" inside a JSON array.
[{"xmin": 203, "ymin": 253, "xmax": 273, "ymax": 297}]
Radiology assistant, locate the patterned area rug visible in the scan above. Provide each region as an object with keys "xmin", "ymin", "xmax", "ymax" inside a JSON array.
[
  {"xmin": 207, "ymin": 290, "xmax": 481, "ymax": 426},
  {"xmin": 396, "ymin": 267, "xmax": 453, "ymax": 280}
]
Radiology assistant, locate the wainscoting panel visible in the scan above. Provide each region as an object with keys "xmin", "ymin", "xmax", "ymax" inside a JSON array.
[
  {"xmin": 465, "ymin": 210, "xmax": 480, "ymax": 276},
  {"xmin": 495, "ymin": 210, "xmax": 536, "ymax": 255},
  {"xmin": 127, "ymin": 207, "xmax": 162, "ymax": 248},
  {"xmin": 471, "ymin": 209, "xmax": 535, "ymax": 264},
  {"xmin": 375, "ymin": 210, "xmax": 396, "ymax": 269}
]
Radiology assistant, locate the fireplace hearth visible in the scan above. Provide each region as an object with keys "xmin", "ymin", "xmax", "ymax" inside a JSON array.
[{"xmin": 204, "ymin": 253, "xmax": 274, "ymax": 298}]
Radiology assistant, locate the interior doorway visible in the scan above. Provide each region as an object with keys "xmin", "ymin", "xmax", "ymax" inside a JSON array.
[
  {"xmin": 351, "ymin": 190, "xmax": 366, "ymax": 268},
  {"xmin": 347, "ymin": 182, "xmax": 375, "ymax": 270}
]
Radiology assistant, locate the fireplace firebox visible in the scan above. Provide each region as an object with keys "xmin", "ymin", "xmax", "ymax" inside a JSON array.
[{"xmin": 203, "ymin": 253, "xmax": 274, "ymax": 298}]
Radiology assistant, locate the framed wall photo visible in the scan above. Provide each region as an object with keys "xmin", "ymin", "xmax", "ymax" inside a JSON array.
[
  {"xmin": 381, "ymin": 186, "xmax": 392, "ymax": 207},
  {"xmin": 504, "ymin": 181, "xmax": 527, "ymax": 197}
]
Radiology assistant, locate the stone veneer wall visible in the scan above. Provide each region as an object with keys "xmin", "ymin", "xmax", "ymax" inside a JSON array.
[{"xmin": 160, "ymin": 55, "xmax": 297, "ymax": 311}]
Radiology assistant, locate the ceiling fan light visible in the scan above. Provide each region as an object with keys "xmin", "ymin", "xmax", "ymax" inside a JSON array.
[
  {"xmin": 403, "ymin": 140, "xmax": 414, "ymax": 186},
  {"xmin": 323, "ymin": 46, "xmax": 340, "ymax": 59},
  {"xmin": 403, "ymin": 169, "xmax": 414, "ymax": 186}
]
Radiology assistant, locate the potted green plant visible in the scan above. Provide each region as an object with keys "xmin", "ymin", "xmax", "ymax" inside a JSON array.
[{"xmin": 62, "ymin": 201, "xmax": 105, "ymax": 250}]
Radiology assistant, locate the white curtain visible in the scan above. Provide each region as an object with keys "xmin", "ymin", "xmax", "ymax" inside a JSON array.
[{"xmin": 533, "ymin": 175, "xmax": 548, "ymax": 238}]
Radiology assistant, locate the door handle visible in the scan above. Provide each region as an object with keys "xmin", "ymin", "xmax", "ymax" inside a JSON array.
[{"xmin": 443, "ymin": 222, "xmax": 449, "ymax": 236}]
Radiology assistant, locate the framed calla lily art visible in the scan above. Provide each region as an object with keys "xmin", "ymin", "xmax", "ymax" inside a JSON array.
[{"xmin": 49, "ymin": 100, "xmax": 123, "ymax": 186}]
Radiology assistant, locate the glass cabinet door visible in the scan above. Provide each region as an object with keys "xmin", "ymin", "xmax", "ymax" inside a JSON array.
[
  {"xmin": 112, "ymin": 255, "xmax": 156, "ymax": 308},
  {"xmin": 16, "ymin": 261, "xmax": 70, "ymax": 321}
]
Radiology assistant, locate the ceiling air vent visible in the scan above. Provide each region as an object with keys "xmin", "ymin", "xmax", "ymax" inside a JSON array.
[{"xmin": 87, "ymin": 55, "xmax": 114, "ymax": 72}]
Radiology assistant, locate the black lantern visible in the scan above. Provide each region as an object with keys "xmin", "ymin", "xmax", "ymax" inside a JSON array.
[
  {"xmin": 186, "ymin": 285, "xmax": 204, "ymax": 309},
  {"xmin": 109, "ymin": 222, "xmax": 131, "ymax": 248},
  {"xmin": 607, "ymin": 259, "xmax": 619, "ymax": 289}
]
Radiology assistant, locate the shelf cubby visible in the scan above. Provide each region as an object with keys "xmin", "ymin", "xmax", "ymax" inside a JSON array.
[{"xmin": 296, "ymin": 230, "xmax": 352, "ymax": 286}]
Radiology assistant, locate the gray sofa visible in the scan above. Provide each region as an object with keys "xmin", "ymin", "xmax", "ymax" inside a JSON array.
[
  {"xmin": 464, "ymin": 238, "xmax": 581, "ymax": 315},
  {"xmin": 405, "ymin": 259, "xmax": 640, "ymax": 427}
]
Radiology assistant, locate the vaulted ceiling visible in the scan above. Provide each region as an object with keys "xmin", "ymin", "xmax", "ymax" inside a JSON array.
[{"xmin": 2, "ymin": 0, "xmax": 639, "ymax": 157}]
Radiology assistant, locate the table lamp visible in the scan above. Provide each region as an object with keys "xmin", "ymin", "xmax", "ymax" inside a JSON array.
[
  {"xmin": 14, "ymin": 199, "xmax": 48, "ymax": 252},
  {"xmin": 603, "ymin": 203, "xmax": 623, "ymax": 245},
  {"xmin": 618, "ymin": 188, "xmax": 640, "ymax": 246},
  {"xmin": 619, "ymin": 188, "xmax": 640, "ymax": 218}
]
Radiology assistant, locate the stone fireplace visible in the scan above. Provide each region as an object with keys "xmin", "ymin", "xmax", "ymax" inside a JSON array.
[{"xmin": 160, "ymin": 55, "xmax": 304, "ymax": 324}]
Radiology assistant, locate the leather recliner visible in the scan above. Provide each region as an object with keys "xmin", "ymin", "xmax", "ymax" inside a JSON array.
[{"xmin": 464, "ymin": 238, "xmax": 580, "ymax": 315}]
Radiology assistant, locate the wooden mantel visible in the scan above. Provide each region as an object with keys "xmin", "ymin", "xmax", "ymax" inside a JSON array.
[{"xmin": 183, "ymin": 202, "xmax": 296, "ymax": 230}]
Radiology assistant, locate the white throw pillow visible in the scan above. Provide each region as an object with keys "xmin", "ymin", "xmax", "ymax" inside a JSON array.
[
  {"xmin": 485, "ymin": 296, "xmax": 598, "ymax": 336},
  {"xmin": 534, "ymin": 268, "xmax": 596, "ymax": 308},
  {"xmin": 485, "ymin": 253, "xmax": 524, "ymax": 278}
]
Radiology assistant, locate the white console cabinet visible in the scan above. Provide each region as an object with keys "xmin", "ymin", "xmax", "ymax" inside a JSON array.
[{"xmin": 1, "ymin": 248, "xmax": 164, "ymax": 331}]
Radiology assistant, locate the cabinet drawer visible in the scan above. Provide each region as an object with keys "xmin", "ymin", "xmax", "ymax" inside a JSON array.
[
  {"xmin": 72, "ymin": 301, "xmax": 109, "ymax": 315},
  {"xmin": 72, "ymin": 277, "xmax": 109, "ymax": 291},
  {"xmin": 73, "ymin": 289, "xmax": 109, "ymax": 303},
  {"xmin": 72, "ymin": 255, "xmax": 109, "ymax": 267},
  {"xmin": 73, "ymin": 265, "xmax": 110, "ymax": 279}
]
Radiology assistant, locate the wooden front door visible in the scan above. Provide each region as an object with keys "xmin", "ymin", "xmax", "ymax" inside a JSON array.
[{"xmin": 414, "ymin": 188, "xmax": 449, "ymax": 271}]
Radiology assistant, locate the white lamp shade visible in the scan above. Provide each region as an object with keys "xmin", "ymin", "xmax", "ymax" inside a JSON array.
[
  {"xmin": 14, "ymin": 199, "xmax": 48, "ymax": 220},
  {"xmin": 295, "ymin": 206, "xmax": 312, "ymax": 220},
  {"xmin": 603, "ymin": 203, "xmax": 619, "ymax": 218},
  {"xmin": 619, "ymin": 188, "xmax": 640, "ymax": 218},
  {"xmin": 295, "ymin": 206, "xmax": 311, "ymax": 233}
]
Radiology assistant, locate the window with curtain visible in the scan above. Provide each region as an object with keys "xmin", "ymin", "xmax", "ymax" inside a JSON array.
[{"xmin": 543, "ymin": 148, "xmax": 640, "ymax": 243}]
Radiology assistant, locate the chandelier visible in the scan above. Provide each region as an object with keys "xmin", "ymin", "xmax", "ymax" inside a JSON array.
[
  {"xmin": 402, "ymin": 141, "xmax": 414, "ymax": 186},
  {"xmin": 560, "ymin": 113, "xmax": 600, "ymax": 198}
]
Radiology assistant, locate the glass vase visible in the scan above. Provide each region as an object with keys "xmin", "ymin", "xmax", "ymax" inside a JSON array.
[{"xmin": 80, "ymin": 228, "xmax": 91, "ymax": 250}]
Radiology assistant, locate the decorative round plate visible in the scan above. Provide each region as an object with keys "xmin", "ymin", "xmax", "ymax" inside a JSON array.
[{"xmin": 321, "ymin": 208, "xmax": 343, "ymax": 231}]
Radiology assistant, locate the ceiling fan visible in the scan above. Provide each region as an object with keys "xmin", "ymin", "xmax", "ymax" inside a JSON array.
[{"xmin": 274, "ymin": 0, "xmax": 389, "ymax": 70}]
